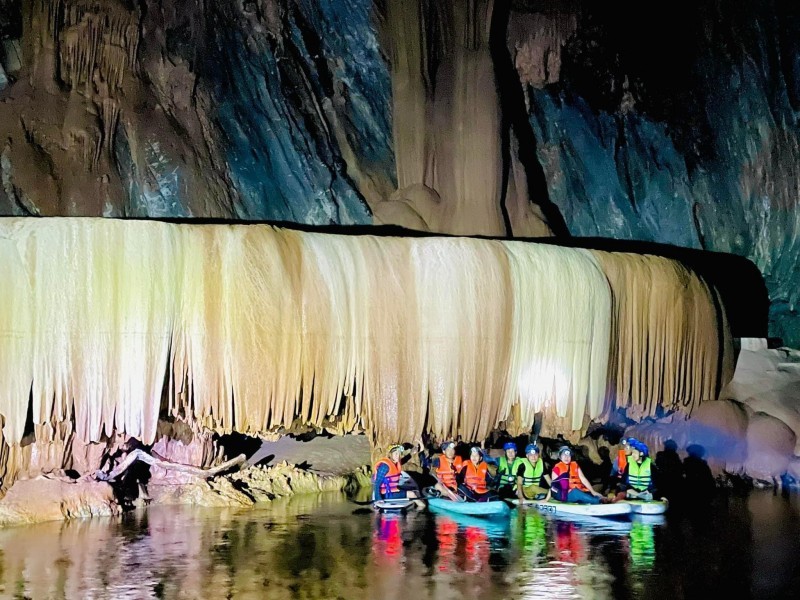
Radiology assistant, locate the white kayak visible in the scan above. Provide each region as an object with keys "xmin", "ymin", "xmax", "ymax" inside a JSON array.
[
  {"xmin": 623, "ymin": 498, "xmax": 669, "ymax": 515},
  {"xmin": 374, "ymin": 498, "xmax": 415, "ymax": 513},
  {"xmin": 512, "ymin": 499, "xmax": 632, "ymax": 518}
]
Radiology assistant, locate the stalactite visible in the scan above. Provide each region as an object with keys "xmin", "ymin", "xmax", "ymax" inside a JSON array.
[
  {"xmin": 592, "ymin": 251, "xmax": 733, "ymax": 419},
  {"xmin": 0, "ymin": 219, "xmax": 731, "ymax": 452},
  {"xmin": 54, "ymin": 0, "xmax": 140, "ymax": 92}
]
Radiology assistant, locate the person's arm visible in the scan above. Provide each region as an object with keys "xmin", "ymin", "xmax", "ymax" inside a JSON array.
[
  {"xmin": 456, "ymin": 464, "xmax": 467, "ymax": 486},
  {"xmin": 515, "ymin": 463, "xmax": 527, "ymax": 500},
  {"xmin": 578, "ymin": 466, "xmax": 602, "ymax": 497},
  {"xmin": 372, "ymin": 463, "xmax": 390, "ymax": 501}
]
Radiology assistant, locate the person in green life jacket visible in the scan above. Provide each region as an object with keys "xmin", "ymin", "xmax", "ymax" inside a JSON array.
[
  {"xmin": 496, "ymin": 442, "xmax": 525, "ymax": 499},
  {"xmin": 614, "ymin": 440, "xmax": 657, "ymax": 502},
  {"xmin": 516, "ymin": 444, "xmax": 551, "ymax": 501}
]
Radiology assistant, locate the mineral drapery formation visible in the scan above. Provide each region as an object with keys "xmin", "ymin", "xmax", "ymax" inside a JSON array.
[{"xmin": 0, "ymin": 218, "xmax": 730, "ymax": 452}]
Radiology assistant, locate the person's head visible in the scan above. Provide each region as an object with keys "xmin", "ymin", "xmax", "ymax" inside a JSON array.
[
  {"xmin": 525, "ymin": 444, "xmax": 540, "ymax": 461},
  {"xmin": 631, "ymin": 441, "xmax": 648, "ymax": 462},
  {"xmin": 469, "ymin": 446, "xmax": 483, "ymax": 465},
  {"xmin": 503, "ymin": 441, "xmax": 517, "ymax": 461},
  {"xmin": 558, "ymin": 446, "xmax": 572, "ymax": 464},
  {"xmin": 388, "ymin": 444, "xmax": 403, "ymax": 462},
  {"xmin": 621, "ymin": 438, "xmax": 636, "ymax": 455},
  {"xmin": 441, "ymin": 441, "xmax": 456, "ymax": 459}
]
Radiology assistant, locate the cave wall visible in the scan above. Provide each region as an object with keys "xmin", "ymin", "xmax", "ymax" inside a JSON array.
[
  {"xmin": 0, "ymin": 0, "xmax": 797, "ymax": 341},
  {"xmin": 512, "ymin": 0, "xmax": 800, "ymax": 345}
]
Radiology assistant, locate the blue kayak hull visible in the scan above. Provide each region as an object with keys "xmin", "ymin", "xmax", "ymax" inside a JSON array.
[{"xmin": 427, "ymin": 497, "xmax": 510, "ymax": 518}]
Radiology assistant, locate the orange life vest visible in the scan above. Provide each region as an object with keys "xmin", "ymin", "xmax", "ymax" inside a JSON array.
[
  {"xmin": 462, "ymin": 461, "xmax": 489, "ymax": 494},
  {"xmin": 373, "ymin": 458, "xmax": 402, "ymax": 495},
  {"xmin": 615, "ymin": 449, "xmax": 628, "ymax": 474},
  {"xmin": 552, "ymin": 461, "xmax": 588, "ymax": 492},
  {"xmin": 435, "ymin": 454, "xmax": 464, "ymax": 490}
]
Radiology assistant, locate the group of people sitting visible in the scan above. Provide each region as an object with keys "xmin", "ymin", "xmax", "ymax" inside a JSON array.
[{"xmin": 372, "ymin": 437, "xmax": 657, "ymax": 504}]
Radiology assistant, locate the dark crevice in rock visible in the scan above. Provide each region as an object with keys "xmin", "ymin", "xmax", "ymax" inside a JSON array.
[{"xmin": 490, "ymin": 0, "xmax": 569, "ymax": 237}]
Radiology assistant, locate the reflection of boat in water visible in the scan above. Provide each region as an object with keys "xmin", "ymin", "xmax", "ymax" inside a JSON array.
[
  {"xmin": 540, "ymin": 511, "xmax": 634, "ymax": 536},
  {"xmin": 429, "ymin": 505, "xmax": 511, "ymax": 539},
  {"xmin": 631, "ymin": 513, "xmax": 666, "ymax": 526}
]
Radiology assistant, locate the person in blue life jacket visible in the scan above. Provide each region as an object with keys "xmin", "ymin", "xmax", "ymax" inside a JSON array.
[
  {"xmin": 516, "ymin": 443, "xmax": 551, "ymax": 501},
  {"xmin": 372, "ymin": 444, "xmax": 422, "ymax": 503},
  {"xmin": 614, "ymin": 440, "xmax": 658, "ymax": 502}
]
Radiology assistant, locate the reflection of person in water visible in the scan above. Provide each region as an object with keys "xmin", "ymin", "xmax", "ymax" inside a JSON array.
[
  {"xmin": 629, "ymin": 521, "xmax": 656, "ymax": 570},
  {"xmin": 372, "ymin": 513, "xmax": 404, "ymax": 566},
  {"xmin": 462, "ymin": 526, "xmax": 489, "ymax": 575},
  {"xmin": 435, "ymin": 517, "xmax": 459, "ymax": 573},
  {"xmin": 554, "ymin": 521, "xmax": 584, "ymax": 564}
]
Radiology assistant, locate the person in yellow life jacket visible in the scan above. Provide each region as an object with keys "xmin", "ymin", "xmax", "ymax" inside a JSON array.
[
  {"xmin": 615, "ymin": 440, "xmax": 657, "ymax": 501},
  {"xmin": 516, "ymin": 444, "xmax": 551, "ymax": 501},
  {"xmin": 548, "ymin": 446, "xmax": 607, "ymax": 504},
  {"xmin": 372, "ymin": 444, "xmax": 422, "ymax": 501},
  {"xmin": 431, "ymin": 441, "xmax": 463, "ymax": 501},
  {"xmin": 456, "ymin": 446, "xmax": 498, "ymax": 502},
  {"xmin": 497, "ymin": 442, "xmax": 525, "ymax": 499}
]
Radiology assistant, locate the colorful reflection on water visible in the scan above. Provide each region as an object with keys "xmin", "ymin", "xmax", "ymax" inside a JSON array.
[{"xmin": 0, "ymin": 491, "xmax": 798, "ymax": 599}]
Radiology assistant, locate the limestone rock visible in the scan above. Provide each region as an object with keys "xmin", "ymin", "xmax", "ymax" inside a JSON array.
[{"xmin": 0, "ymin": 478, "xmax": 119, "ymax": 527}]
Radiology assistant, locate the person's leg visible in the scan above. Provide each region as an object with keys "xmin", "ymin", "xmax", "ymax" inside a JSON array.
[
  {"xmin": 567, "ymin": 488, "xmax": 601, "ymax": 504},
  {"xmin": 521, "ymin": 485, "xmax": 548, "ymax": 500},
  {"xmin": 458, "ymin": 484, "xmax": 477, "ymax": 501},
  {"xmin": 501, "ymin": 484, "xmax": 521, "ymax": 499}
]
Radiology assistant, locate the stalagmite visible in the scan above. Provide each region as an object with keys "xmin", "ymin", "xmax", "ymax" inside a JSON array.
[{"xmin": 0, "ymin": 218, "xmax": 730, "ymax": 457}]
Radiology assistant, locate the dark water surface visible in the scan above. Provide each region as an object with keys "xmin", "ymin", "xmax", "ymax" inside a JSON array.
[{"xmin": 0, "ymin": 491, "xmax": 798, "ymax": 599}]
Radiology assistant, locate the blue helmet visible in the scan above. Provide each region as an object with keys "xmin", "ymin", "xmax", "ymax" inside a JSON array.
[
  {"xmin": 469, "ymin": 446, "xmax": 484, "ymax": 458},
  {"xmin": 525, "ymin": 443, "xmax": 540, "ymax": 455},
  {"xmin": 441, "ymin": 441, "xmax": 456, "ymax": 452},
  {"xmin": 503, "ymin": 442, "xmax": 516, "ymax": 451},
  {"xmin": 633, "ymin": 441, "xmax": 649, "ymax": 457},
  {"xmin": 558, "ymin": 446, "xmax": 572, "ymax": 457}
]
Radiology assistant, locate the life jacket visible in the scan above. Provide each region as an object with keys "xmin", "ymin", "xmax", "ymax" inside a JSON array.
[
  {"xmin": 615, "ymin": 449, "xmax": 628, "ymax": 474},
  {"xmin": 373, "ymin": 458, "xmax": 402, "ymax": 495},
  {"xmin": 498, "ymin": 456, "xmax": 525, "ymax": 487},
  {"xmin": 462, "ymin": 460, "xmax": 489, "ymax": 494},
  {"xmin": 435, "ymin": 454, "xmax": 464, "ymax": 490},
  {"xmin": 552, "ymin": 461, "xmax": 588, "ymax": 493},
  {"xmin": 627, "ymin": 457, "xmax": 652, "ymax": 492},
  {"xmin": 519, "ymin": 458, "xmax": 544, "ymax": 487}
]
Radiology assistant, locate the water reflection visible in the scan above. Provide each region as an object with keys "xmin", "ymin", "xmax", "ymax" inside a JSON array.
[{"xmin": 0, "ymin": 491, "xmax": 797, "ymax": 599}]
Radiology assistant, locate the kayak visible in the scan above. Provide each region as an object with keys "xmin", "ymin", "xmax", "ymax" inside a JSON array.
[
  {"xmin": 623, "ymin": 498, "xmax": 669, "ymax": 515},
  {"xmin": 512, "ymin": 499, "xmax": 632, "ymax": 518},
  {"xmin": 374, "ymin": 498, "xmax": 416, "ymax": 513},
  {"xmin": 427, "ymin": 497, "xmax": 511, "ymax": 519}
]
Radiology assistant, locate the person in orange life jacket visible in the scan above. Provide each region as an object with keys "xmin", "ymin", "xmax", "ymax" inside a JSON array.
[
  {"xmin": 456, "ymin": 446, "xmax": 498, "ymax": 502},
  {"xmin": 610, "ymin": 438, "xmax": 636, "ymax": 479},
  {"xmin": 614, "ymin": 440, "xmax": 657, "ymax": 502},
  {"xmin": 547, "ymin": 446, "xmax": 607, "ymax": 504},
  {"xmin": 431, "ymin": 441, "xmax": 464, "ymax": 501},
  {"xmin": 372, "ymin": 444, "xmax": 422, "ymax": 501}
]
